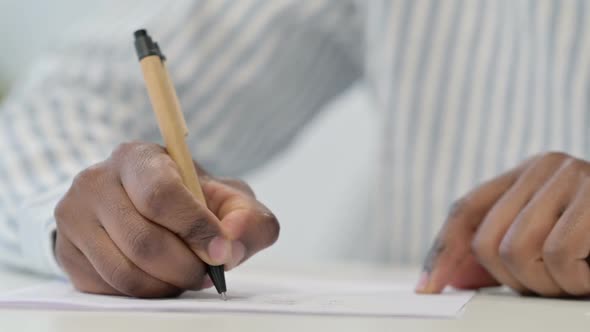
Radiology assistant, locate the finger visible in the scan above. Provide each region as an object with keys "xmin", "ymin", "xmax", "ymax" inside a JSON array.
[
  {"xmin": 417, "ymin": 159, "xmax": 528, "ymax": 294},
  {"xmin": 114, "ymin": 143, "xmax": 231, "ymax": 265},
  {"xmin": 191, "ymin": 161, "xmax": 256, "ymax": 197},
  {"xmin": 57, "ymin": 204, "xmax": 180, "ymax": 297},
  {"xmin": 95, "ymin": 181, "xmax": 207, "ymax": 290},
  {"xmin": 447, "ymin": 253, "xmax": 500, "ymax": 289},
  {"xmin": 73, "ymin": 224, "xmax": 182, "ymax": 298},
  {"xmin": 544, "ymin": 178, "xmax": 590, "ymax": 296},
  {"xmin": 499, "ymin": 159, "xmax": 581, "ymax": 296},
  {"xmin": 472, "ymin": 155, "xmax": 566, "ymax": 293},
  {"xmin": 202, "ymin": 181, "xmax": 279, "ymax": 268},
  {"xmin": 54, "ymin": 231, "xmax": 120, "ymax": 295},
  {"xmin": 206, "ymin": 175, "xmax": 256, "ymax": 197}
]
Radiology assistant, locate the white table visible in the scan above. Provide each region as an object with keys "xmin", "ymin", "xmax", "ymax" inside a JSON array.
[{"xmin": 0, "ymin": 263, "xmax": 588, "ymax": 332}]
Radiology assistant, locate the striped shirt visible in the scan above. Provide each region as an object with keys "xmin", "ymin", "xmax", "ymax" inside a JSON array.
[{"xmin": 0, "ymin": 0, "xmax": 587, "ymax": 276}]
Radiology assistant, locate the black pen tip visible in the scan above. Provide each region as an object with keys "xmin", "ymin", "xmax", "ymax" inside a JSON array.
[{"xmin": 207, "ymin": 265, "xmax": 227, "ymax": 294}]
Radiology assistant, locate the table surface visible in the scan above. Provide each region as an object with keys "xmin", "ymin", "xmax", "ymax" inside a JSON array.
[{"xmin": 0, "ymin": 263, "xmax": 587, "ymax": 332}]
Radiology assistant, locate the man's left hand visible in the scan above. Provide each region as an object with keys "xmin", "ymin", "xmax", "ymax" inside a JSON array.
[{"xmin": 416, "ymin": 152, "xmax": 590, "ymax": 297}]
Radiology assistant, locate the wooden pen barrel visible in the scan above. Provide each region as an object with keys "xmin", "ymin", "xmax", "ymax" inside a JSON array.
[{"xmin": 138, "ymin": 55, "xmax": 206, "ymax": 204}]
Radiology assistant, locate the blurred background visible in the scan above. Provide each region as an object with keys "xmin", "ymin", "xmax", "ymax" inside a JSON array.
[
  {"xmin": 0, "ymin": 0, "xmax": 99, "ymax": 98},
  {"xmin": 0, "ymin": 1, "xmax": 378, "ymax": 265}
]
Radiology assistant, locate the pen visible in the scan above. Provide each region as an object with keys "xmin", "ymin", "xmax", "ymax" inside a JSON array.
[{"xmin": 133, "ymin": 29, "xmax": 227, "ymax": 300}]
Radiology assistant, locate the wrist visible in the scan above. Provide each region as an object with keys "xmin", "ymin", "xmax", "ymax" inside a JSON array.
[{"xmin": 17, "ymin": 182, "xmax": 69, "ymax": 277}]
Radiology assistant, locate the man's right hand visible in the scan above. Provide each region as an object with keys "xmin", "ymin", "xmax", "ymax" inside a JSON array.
[{"xmin": 54, "ymin": 142, "xmax": 279, "ymax": 298}]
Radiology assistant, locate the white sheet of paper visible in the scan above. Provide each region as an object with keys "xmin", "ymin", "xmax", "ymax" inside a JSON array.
[{"xmin": 0, "ymin": 273, "xmax": 473, "ymax": 318}]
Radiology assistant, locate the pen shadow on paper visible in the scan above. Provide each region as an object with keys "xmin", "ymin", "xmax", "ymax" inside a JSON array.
[
  {"xmin": 178, "ymin": 291, "xmax": 257, "ymax": 301},
  {"xmin": 178, "ymin": 291, "xmax": 255, "ymax": 301},
  {"xmin": 178, "ymin": 289, "xmax": 385, "ymax": 306},
  {"xmin": 176, "ymin": 290, "xmax": 319, "ymax": 304}
]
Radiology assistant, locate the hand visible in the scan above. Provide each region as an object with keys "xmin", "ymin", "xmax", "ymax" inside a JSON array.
[
  {"xmin": 54, "ymin": 142, "xmax": 279, "ymax": 298},
  {"xmin": 416, "ymin": 152, "xmax": 590, "ymax": 297}
]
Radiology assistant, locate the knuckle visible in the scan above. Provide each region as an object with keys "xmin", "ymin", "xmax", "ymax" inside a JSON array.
[
  {"xmin": 471, "ymin": 235, "xmax": 495, "ymax": 263},
  {"xmin": 561, "ymin": 157, "xmax": 586, "ymax": 175},
  {"xmin": 498, "ymin": 233, "xmax": 534, "ymax": 269},
  {"xmin": 539, "ymin": 151, "xmax": 571, "ymax": 164},
  {"xmin": 72, "ymin": 163, "xmax": 108, "ymax": 193},
  {"xmin": 139, "ymin": 148, "xmax": 177, "ymax": 175},
  {"xmin": 53, "ymin": 198, "xmax": 70, "ymax": 227},
  {"xmin": 111, "ymin": 142, "xmax": 167, "ymax": 170},
  {"xmin": 498, "ymin": 239, "xmax": 520, "ymax": 266},
  {"xmin": 110, "ymin": 142, "xmax": 143, "ymax": 161},
  {"xmin": 447, "ymin": 196, "xmax": 473, "ymax": 222},
  {"xmin": 542, "ymin": 240, "xmax": 568, "ymax": 268},
  {"xmin": 128, "ymin": 227, "xmax": 164, "ymax": 261},
  {"xmin": 140, "ymin": 176, "xmax": 182, "ymax": 219}
]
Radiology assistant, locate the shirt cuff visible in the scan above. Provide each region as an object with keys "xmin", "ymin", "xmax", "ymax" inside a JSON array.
[{"xmin": 17, "ymin": 182, "xmax": 70, "ymax": 278}]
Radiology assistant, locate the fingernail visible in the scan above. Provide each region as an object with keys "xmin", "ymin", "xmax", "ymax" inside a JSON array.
[
  {"xmin": 207, "ymin": 236, "xmax": 231, "ymax": 264},
  {"xmin": 415, "ymin": 272, "xmax": 430, "ymax": 293},
  {"xmin": 226, "ymin": 241, "xmax": 246, "ymax": 271},
  {"xmin": 200, "ymin": 275, "xmax": 213, "ymax": 289}
]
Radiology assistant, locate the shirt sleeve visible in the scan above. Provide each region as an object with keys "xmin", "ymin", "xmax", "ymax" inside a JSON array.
[{"xmin": 0, "ymin": 0, "xmax": 364, "ymax": 276}]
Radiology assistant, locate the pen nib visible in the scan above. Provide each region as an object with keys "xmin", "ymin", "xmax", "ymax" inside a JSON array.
[{"xmin": 221, "ymin": 292, "xmax": 227, "ymax": 301}]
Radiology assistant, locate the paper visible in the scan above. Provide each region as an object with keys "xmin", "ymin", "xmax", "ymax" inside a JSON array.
[{"xmin": 0, "ymin": 273, "xmax": 473, "ymax": 318}]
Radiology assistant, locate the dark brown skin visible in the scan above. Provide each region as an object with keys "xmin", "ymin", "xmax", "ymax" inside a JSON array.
[
  {"xmin": 417, "ymin": 152, "xmax": 590, "ymax": 297},
  {"xmin": 54, "ymin": 142, "xmax": 279, "ymax": 298}
]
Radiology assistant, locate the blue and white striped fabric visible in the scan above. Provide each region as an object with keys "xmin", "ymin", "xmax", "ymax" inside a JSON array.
[
  {"xmin": 0, "ymin": 0, "xmax": 587, "ymax": 275},
  {"xmin": 368, "ymin": 0, "xmax": 590, "ymax": 264}
]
